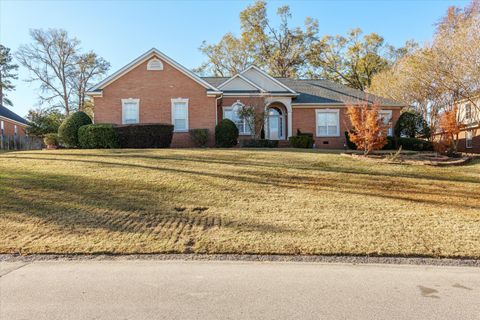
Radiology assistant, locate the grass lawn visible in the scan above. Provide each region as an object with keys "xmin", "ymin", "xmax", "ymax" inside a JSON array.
[{"xmin": 0, "ymin": 149, "xmax": 479, "ymax": 258}]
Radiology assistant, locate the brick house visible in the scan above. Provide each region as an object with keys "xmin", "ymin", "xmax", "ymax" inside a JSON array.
[
  {"xmin": 87, "ymin": 48, "xmax": 403, "ymax": 148},
  {"xmin": 0, "ymin": 104, "xmax": 28, "ymax": 137}
]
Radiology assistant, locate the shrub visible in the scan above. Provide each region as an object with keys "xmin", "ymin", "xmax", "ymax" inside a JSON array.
[
  {"xmin": 241, "ymin": 139, "xmax": 279, "ymax": 148},
  {"xmin": 394, "ymin": 110, "xmax": 430, "ymax": 139},
  {"xmin": 78, "ymin": 124, "xmax": 119, "ymax": 149},
  {"xmin": 289, "ymin": 135, "xmax": 314, "ymax": 148},
  {"xmin": 215, "ymin": 119, "xmax": 239, "ymax": 147},
  {"xmin": 296, "ymin": 129, "xmax": 314, "ymax": 138},
  {"xmin": 43, "ymin": 133, "xmax": 59, "ymax": 146},
  {"xmin": 382, "ymin": 136, "xmax": 396, "ymax": 150},
  {"xmin": 115, "ymin": 123, "xmax": 174, "ymax": 148},
  {"xmin": 397, "ymin": 137, "xmax": 433, "ymax": 151},
  {"xmin": 189, "ymin": 128, "xmax": 209, "ymax": 147},
  {"xmin": 58, "ymin": 111, "xmax": 92, "ymax": 148},
  {"xmin": 344, "ymin": 131, "xmax": 357, "ymax": 150}
]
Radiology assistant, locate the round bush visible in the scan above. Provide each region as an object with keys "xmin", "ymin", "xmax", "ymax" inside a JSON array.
[
  {"xmin": 215, "ymin": 119, "xmax": 239, "ymax": 147},
  {"xmin": 58, "ymin": 111, "xmax": 92, "ymax": 147},
  {"xmin": 78, "ymin": 124, "xmax": 119, "ymax": 149},
  {"xmin": 189, "ymin": 128, "xmax": 209, "ymax": 147},
  {"xmin": 43, "ymin": 133, "xmax": 59, "ymax": 146}
]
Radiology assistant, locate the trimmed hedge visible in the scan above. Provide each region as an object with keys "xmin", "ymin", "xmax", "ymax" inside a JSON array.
[
  {"xmin": 115, "ymin": 123, "xmax": 174, "ymax": 148},
  {"xmin": 397, "ymin": 137, "xmax": 433, "ymax": 151},
  {"xmin": 189, "ymin": 128, "xmax": 209, "ymax": 147},
  {"xmin": 43, "ymin": 133, "xmax": 59, "ymax": 146},
  {"xmin": 289, "ymin": 135, "xmax": 314, "ymax": 148},
  {"xmin": 241, "ymin": 139, "xmax": 279, "ymax": 148},
  {"xmin": 215, "ymin": 119, "xmax": 239, "ymax": 147},
  {"xmin": 78, "ymin": 124, "xmax": 118, "ymax": 149},
  {"xmin": 58, "ymin": 111, "xmax": 92, "ymax": 147}
]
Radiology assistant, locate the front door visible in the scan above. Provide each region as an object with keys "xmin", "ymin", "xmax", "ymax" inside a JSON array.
[{"xmin": 267, "ymin": 108, "xmax": 283, "ymax": 140}]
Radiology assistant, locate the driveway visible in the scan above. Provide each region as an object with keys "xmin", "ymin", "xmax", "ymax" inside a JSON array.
[{"xmin": 1, "ymin": 260, "xmax": 479, "ymax": 319}]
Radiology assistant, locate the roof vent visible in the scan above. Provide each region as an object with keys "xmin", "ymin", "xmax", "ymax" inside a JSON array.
[{"xmin": 147, "ymin": 58, "xmax": 163, "ymax": 71}]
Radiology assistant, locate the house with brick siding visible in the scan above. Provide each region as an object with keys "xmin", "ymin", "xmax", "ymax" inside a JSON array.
[
  {"xmin": 0, "ymin": 104, "xmax": 28, "ymax": 137},
  {"xmin": 87, "ymin": 48, "xmax": 404, "ymax": 148},
  {"xmin": 455, "ymin": 96, "xmax": 480, "ymax": 153}
]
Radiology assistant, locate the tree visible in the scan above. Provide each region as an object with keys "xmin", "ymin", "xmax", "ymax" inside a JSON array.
[
  {"xmin": 236, "ymin": 103, "xmax": 268, "ymax": 139},
  {"xmin": 438, "ymin": 106, "xmax": 463, "ymax": 155},
  {"xmin": 394, "ymin": 110, "xmax": 431, "ymax": 138},
  {"xmin": 197, "ymin": 0, "xmax": 318, "ymax": 77},
  {"xmin": 16, "ymin": 29, "xmax": 109, "ymax": 115},
  {"xmin": 346, "ymin": 103, "xmax": 388, "ymax": 155},
  {"xmin": 307, "ymin": 28, "xmax": 393, "ymax": 91},
  {"xmin": 26, "ymin": 108, "xmax": 65, "ymax": 136},
  {"xmin": 0, "ymin": 44, "xmax": 19, "ymax": 106}
]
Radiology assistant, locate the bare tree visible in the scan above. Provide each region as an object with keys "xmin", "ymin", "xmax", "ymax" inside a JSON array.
[{"xmin": 16, "ymin": 29, "xmax": 109, "ymax": 115}]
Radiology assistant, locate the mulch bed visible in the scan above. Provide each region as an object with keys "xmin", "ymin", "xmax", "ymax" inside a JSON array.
[{"xmin": 342, "ymin": 151, "xmax": 474, "ymax": 166}]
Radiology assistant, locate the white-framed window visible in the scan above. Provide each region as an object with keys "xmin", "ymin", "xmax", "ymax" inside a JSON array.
[
  {"xmin": 14, "ymin": 125, "xmax": 18, "ymax": 136},
  {"xmin": 147, "ymin": 58, "xmax": 163, "ymax": 71},
  {"xmin": 315, "ymin": 109, "xmax": 339, "ymax": 137},
  {"xmin": 171, "ymin": 98, "xmax": 189, "ymax": 132},
  {"xmin": 223, "ymin": 102, "xmax": 251, "ymax": 135},
  {"xmin": 379, "ymin": 110, "xmax": 393, "ymax": 136},
  {"xmin": 0, "ymin": 120, "xmax": 4, "ymax": 135},
  {"xmin": 121, "ymin": 98, "xmax": 140, "ymax": 124},
  {"xmin": 466, "ymin": 130, "xmax": 473, "ymax": 149},
  {"xmin": 465, "ymin": 103, "xmax": 472, "ymax": 121}
]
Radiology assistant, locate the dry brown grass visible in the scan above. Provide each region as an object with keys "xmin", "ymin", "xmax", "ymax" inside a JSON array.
[{"xmin": 0, "ymin": 149, "xmax": 479, "ymax": 258}]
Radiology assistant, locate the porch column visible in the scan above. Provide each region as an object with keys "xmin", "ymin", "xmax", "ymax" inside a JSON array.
[{"xmin": 287, "ymin": 110, "xmax": 293, "ymax": 138}]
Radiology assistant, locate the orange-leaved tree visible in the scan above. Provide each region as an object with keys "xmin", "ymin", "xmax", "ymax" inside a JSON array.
[
  {"xmin": 346, "ymin": 103, "xmax": 388, "ymax": 155},
  {"xmin": 437, "ymin": 105, "xmax": 463, "ymax": 155}
]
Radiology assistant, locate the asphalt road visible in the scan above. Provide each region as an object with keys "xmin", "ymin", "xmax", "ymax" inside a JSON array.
[{"xmin": 1, "ymin": 260, "xmax": 479, "ymax": 320}]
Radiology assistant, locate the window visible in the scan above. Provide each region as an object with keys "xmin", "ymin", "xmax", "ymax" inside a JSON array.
[
  {"xmin": 223, "ymin": 102, "xmax": 251, "ymax": 135},
  {"xmin": 466, "ymin": 130, "xmax": 473, "ymax": 149},
  {"xmin": 171, "ymin": 98, "xmax": 189, "ymax": 132},
  {"xmin": 379, "ymin": 110, "xmax": 393, "ymax": 136},
  {"xmin": 465, "ymin": 103, "xmax": 472, "ymax": 121},
  {"xmin": 122, "ymin": 99, "xmax": 140, "ymax": 124},
  {"xmin": 14, "ymin": 125, "xmax": 17, "ymax": 136},
  {"xmin": 316, "ymin": 109, "xmax": 339, "ymax": 137},
  {"xmin": 0, "ymin": 121, "xmax": 4, "ymax": 135},
  {"xmin": 147, "ymin": 58, "xmax": 163, "ymax": 71}
]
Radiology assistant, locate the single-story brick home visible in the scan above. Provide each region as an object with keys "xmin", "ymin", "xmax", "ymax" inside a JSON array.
[
  {"xmin": 0, "ymin": 104, "xmax": 28, "ymax": 137},
  {"xmin": 87, "ymin": 48, "xmax": 403, "ymax": 148}
]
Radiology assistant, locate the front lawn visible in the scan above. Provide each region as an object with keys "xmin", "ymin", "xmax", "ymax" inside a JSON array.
[{"xmin": 0, "ymin": 149, "xmax": 479, "ymax": 258}]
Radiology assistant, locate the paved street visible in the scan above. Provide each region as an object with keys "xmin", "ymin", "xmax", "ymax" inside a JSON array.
[{"xmin": 1, "ymin": 260, "xmax": 479, "ymax": 319}]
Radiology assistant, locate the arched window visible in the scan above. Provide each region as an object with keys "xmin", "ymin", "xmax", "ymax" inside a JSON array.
[
  {"xmin": 147, "ymin": 58, "xmax": 163, "ymax": 71},
  {"xmin": 223, "ymin": 101, "xmax": 252, "ymax": 135}
]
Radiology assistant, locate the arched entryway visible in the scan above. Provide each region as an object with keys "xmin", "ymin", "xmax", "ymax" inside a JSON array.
[{"xmin": 266, "ymin": 103, "xmax": 287, "ymax": 140}]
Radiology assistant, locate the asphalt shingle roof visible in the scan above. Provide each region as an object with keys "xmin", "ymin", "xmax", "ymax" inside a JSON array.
[
  {"xmin": 0, "ymin": 105, "xmax": 28, "ymax": 125},
  {"xmin": 201, "ymin": 77, "xmax": 403, "ymax": 107}
]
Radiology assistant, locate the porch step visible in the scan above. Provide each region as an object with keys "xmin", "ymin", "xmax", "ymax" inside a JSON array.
[{"xmin": 277, "ymin": 140, "xmax": 291, "ymax": 148}]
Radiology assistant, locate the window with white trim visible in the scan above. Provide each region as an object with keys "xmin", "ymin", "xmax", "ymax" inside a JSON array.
[
  {"xmin": 0, "ymin": 121, "xmax": 4, "ymax": 135},
  {"xmin": 466, "ymin": 130, "xmax": 473, "ymax": 149},
  {"xmin": 14, "ymin": 125, "xmax": 18, "ymax": 136},
  {"xmin": 223, "ymin": 102, "xmax": 251, "ymax": 135},
  {"xmin": 465, "ymin": 103, "xmax": 472, "ymax": 121},
  {"xmin": 147, "ymin": 58, "xmax": 163, "ymax": 71},
  {"xmin": 171, "ymin": 98, "xmax": 189, "ymax": 132},
  {"xmin": 316, "ymin": 109, "xmax": 339, "ymax": 137},
  {"xmin": 122, "ymin": 99, "xmax": 140, "ymax": 124},
  {"xmin": 379, "ymin": 110, "xmax": 393, "ymax": 136}
]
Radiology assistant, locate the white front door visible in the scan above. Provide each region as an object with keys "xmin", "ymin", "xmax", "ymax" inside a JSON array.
[{"xmin": 267, "ymin": 108, "xmax": 283, "ymax": 140}]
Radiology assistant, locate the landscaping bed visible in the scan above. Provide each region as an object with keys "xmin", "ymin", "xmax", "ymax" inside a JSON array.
[
  {"xmin": 0, "ymin": 149, "xmax": 479, "ymax": 258},
  {"xmin": 343, "ymin": 151, "xmax": 474, "ymax": 166}
]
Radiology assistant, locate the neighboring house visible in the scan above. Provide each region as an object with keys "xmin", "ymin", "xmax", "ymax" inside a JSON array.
[
  {"xmin": 87, "ymin": 48, "xmax": 403, "ymax": 148},
  {"xmin": 0, "ymin": 104, "xmax": 28, "ymax": 137},
  {"xmin": 456, "ymin": 97, "xmax": 480, "ymax": 153}
]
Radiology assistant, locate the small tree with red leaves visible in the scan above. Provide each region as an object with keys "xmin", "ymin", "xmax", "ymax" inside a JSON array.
[
  {"xmin": 346, "ymin": 103, "xmax": 388, "ymax": 155},
  {"xmin": 436, "ymin": 105, "xmax": 463, "ymax": 155}
]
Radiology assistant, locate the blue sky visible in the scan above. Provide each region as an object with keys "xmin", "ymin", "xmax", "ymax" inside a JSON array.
[{"xmin": 0, "ymin": 0, "xmax": 469, "ymax": 117}]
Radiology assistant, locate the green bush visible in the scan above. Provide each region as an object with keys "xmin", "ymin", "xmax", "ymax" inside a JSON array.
[
  {"xmin": 382, "ymin": 136, "xmax": 396, "ymax": 150},
  {"xmin": 344, "ymin": 131, "xmax": 357, "ymax": 150},
  {"xmin": 241, "ymin": 139, "xmax": 279, "ymax": 148},
  {"xmin": 394, "ymin": 111, "xmax": 431, "ymax": 139},
  {"xmin": 43, "ymin": 133, "xmax": 59, "ymax": 146},
  {"xmin": 189, "ymin": 128, "xmax": 209, "ymax": 147},
  {"xmin": 215, "ymin": 119, "xmax": 239, "ymax": 147},
  {"xmin": 115, "ymin": 123, "xmax": 174, "ymax": 148},
  {"xmin": 58, "ymin": 111, "xmax": 92, "ymax": 148},
  {"xmin": 289, "ymin": 135, "xmax": 314, "ymax": 148},
  {"xmin": 78, "ymin": 124, "xmax": 119, "ymax": 149},
  {"xmin": 397, "ymin": 137, "xmax": 433, "ymax": 151}
]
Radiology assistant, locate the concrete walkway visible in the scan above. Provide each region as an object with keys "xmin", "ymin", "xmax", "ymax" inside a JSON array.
[{"xmin": 1, "ymin": 260, "xmax": 479, "ymax": 319}]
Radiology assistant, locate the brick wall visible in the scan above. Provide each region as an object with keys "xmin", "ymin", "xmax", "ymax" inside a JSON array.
[
  {"xmin": 93, "ymin": 57, "xmax": 217, "ymax": 147},
  {"xmin": 456, "ymin": 126, "xmax": 480, "ymax": 153},
  {"xmin": 0, "ymin": 118, "xmax": 27, "ymax": 136}
]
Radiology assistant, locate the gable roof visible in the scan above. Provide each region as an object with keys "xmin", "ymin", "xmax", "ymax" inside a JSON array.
[
  {"xmin": 0, "ymin": 105, "xmax": 28, "ymax": 125},
  {"xmin": 201, "ymin": 77, "xmax": 404, "ymax": 107},
  {"xmin": 218, "ymin": 74, "xmax": 266, "ymax": 92},
  {"xmin": 87, "ymin": 48, "xmax": 221, "ymax": 94},
  {"xmin": 240, "ymin": 66, "xmax": 297, "ymax": 94}
]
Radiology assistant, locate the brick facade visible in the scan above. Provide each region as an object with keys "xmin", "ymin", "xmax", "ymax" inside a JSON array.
[
  {"xmin": 456, "ymin": 126, "xmax": 480, "ymax": 153},
  {"xmin": 0, "ymin": 118, "xmax": 27, "ymax": 137}
]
